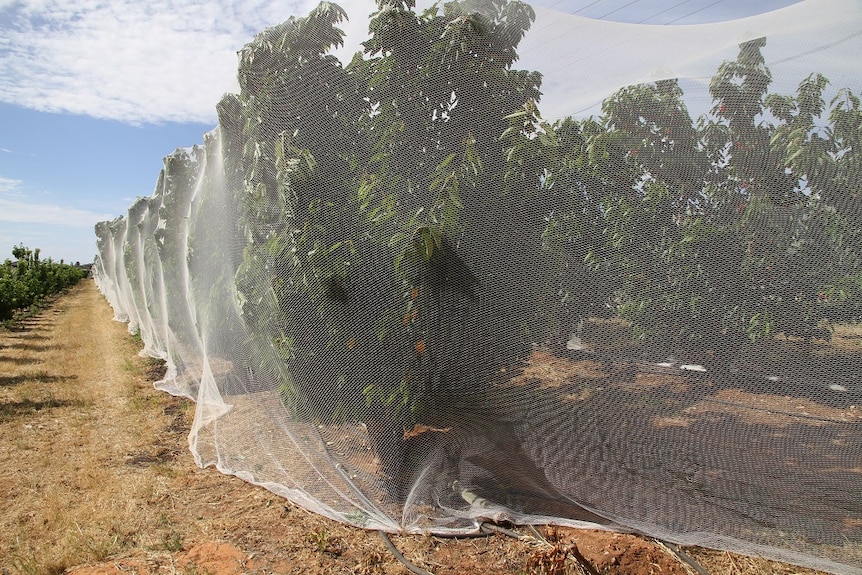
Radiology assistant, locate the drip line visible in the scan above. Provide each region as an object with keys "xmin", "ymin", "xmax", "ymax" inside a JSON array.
[{"xmin": 378, "ymin": 531, "xmax": 436, "ymax": 575}]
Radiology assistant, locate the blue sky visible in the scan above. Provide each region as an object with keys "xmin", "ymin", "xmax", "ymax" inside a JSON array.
[{"xmin": 0, "ymin": 0, "xmax": 836, "ymax": 264}]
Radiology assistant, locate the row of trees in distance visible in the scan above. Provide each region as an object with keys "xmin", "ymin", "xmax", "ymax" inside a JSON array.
[{"xmin": 0, "ymin": 245, "xmax": 89, "ymax": 322}]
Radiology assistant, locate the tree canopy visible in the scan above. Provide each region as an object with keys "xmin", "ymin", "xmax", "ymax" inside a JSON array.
[{"xmin": 217, "ymin": 1, "xmax": 862, "ymax": 493}]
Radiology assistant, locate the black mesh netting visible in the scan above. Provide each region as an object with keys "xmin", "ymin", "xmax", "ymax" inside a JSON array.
[{"xmin": 93, "ymin": 1, "xmax": 862, "ymax": 573}]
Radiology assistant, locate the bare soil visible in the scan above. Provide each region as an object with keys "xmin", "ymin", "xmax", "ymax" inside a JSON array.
[{"xmin": 0, "ymin": 282, "xmax": 832, "ymax": 575}]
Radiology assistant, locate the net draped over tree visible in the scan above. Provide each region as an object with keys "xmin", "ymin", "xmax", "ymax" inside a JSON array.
[{"xmin": 93, "ymin": 2, "xmax": 862, "ymax": 573}]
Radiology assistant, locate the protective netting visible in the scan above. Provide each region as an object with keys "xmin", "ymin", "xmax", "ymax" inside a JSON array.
[{"xmin": 92, "ymin": 1, "xmax": 862, "ymax": 573}]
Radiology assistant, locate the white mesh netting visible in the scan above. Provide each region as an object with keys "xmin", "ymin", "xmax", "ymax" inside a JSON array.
[{"xmin": 93, "ymin": 1, "xmax": 862, "ymax": 573}]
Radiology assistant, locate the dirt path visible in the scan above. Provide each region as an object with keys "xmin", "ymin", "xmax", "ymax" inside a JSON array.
[{"xmin": 0, "ymin": 282, "xmax": 829, "ymax": 575}]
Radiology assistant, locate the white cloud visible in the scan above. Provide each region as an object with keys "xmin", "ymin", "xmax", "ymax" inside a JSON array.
[
  {"xmin": 0, "ymin": 147, "xmax": 35, "ymax": 157},
  {"xmin": 0, "ymin": 178, "xmax": 114, "ymax": 226},
  {"xmin": 0, "ymin": 178, "xmax": 104, "ymax": 263},
  {"xmin": 0, "ymin": 220, "xmax": 99, "ymax": 263},
  {"xmin": 3, "ymin": 0, "xmax": 857, "ymax": 127},
  {"xmin": 0, "ymin": 197, "xmax": 116, "ymax": 227},
  {"xmin": 0, "ymin": 176, "xmax": 24, "ymax": 194},
  {"xmin": 0, "ymin": 0, "xmax": 377, "ymax": 124}
]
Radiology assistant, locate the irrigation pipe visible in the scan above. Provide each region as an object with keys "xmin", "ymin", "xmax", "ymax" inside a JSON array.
[
  {"xmin": 377, "ymin": 530, "xmax": 436, "ymax": 575},
  {"xmin": 654, "ymin": 539, "xmax": 710, "ymax": 575}
]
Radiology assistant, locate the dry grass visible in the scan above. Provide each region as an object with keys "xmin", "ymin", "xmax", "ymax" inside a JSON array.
[{"xmin": 0, "ymin": 287, "xmax": 180, "ymax": 572}]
